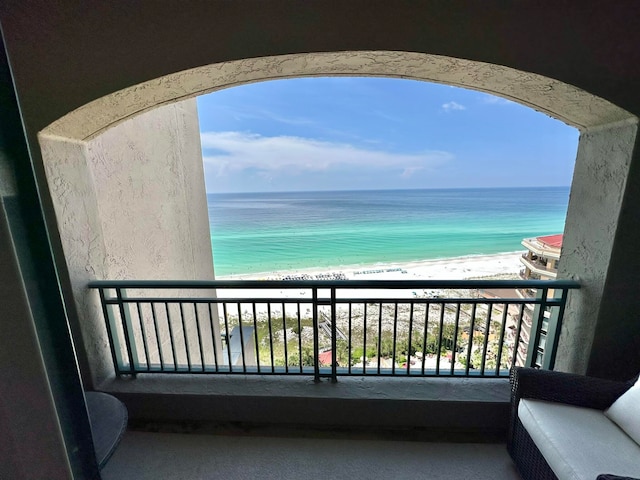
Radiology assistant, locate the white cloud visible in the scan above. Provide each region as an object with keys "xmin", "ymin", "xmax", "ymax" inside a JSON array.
[
  {"xmin": 212, "ymin": 105, "xmax": 316, "ymax": 125},
  {"xmin": 481, "ymin": 95, "xmax": 516, "ymax": 106},
  {"xmin": 201, "ymin": 131, "xmax": 452, "ymax": 177},
  {"xmin": 400, "ymin": 166, "xmax": 424, "ymax": 178},
  {"xmin": 442, "ymin": 101, "xmax": 466, "ymax": 113}
]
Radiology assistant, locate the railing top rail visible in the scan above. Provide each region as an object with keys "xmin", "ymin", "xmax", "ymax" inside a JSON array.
[
  {"xmin": 98, "ymin": 296, "xmax": 568, "ymax": 304},
  {"xmin": 88, "ymin": 279, "xmax": 580, "ymax": 289}
]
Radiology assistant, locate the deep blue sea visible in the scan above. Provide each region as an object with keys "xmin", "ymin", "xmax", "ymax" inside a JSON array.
[{"xmin": 207, "ymin": 187, "xmax": 569, "ymax": 276}]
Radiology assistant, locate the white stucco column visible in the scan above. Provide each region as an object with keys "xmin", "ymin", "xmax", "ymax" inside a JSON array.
[
  {"xmin": 555, "ymin": 119, "xmax": 639, "ymax": 375},
  {"xmin": 39, "ymin": 99, "xmax": 220, "ymax": 384}
]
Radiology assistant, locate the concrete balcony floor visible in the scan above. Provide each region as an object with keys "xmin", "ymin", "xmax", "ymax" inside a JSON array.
[{"xmin": 102, "ymin": 428, "xmax": 521, "ymax": 480}]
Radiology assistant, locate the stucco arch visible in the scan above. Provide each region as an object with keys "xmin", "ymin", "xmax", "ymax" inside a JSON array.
[
  {"xmin": 37, "ymin": 49, "xmax": 639, "ymax": 380},
  {"xmin": 40, "ymin": 51, "xmax": 633, "ymax": 143}
]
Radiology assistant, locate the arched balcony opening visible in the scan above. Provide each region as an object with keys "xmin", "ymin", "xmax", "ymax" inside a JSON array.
[{"xmin": 37, "ymin": 51, "xmax": 636, "ymax": 396}]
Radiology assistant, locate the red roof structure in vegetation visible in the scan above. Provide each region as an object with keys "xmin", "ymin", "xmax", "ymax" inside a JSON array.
[{"xmin": 318, "ymin": 350, "xmax": 333, "ymax": 366}]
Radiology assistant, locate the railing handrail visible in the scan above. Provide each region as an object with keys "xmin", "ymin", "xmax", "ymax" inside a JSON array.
[
  {"xmin": 96, "ymin": 296, "xmax": 567, "ymax": 305},
  {"xmin": 88, "ymin": 278, "xmax": 580, "ymax": 290}
]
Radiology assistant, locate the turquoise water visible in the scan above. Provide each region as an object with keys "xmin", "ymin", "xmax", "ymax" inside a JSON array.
[{"xmin": 208, "ymin": 187, "xmax": 569, "ymax": 276}]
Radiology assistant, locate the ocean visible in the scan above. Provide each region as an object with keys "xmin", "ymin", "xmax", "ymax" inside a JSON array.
[{"xmin": 207, "ymin": 187, "xmax": 570, "ymax": 276}]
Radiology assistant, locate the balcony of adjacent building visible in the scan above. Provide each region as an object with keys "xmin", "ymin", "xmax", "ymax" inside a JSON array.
[
  {"xmin": 519, "ymin": 234, "xmax": 563, "ymax": 281},
  {"xmin": 520, "ymin": 256, "xmax": 558, "ymax": 280}
]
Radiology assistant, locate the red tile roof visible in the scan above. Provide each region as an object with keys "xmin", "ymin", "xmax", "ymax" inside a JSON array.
[
  {"xmin": 318, "ymin": 350, "xmax": 333, "ymax": 366},
  {"xmin": 537, "ymin": 234, "xmax": 563, "ymax": 248}
]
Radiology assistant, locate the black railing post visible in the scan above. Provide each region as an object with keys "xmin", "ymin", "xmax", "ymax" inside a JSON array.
[
  {"xmin": 222, "ymin": 303, "xmax": 233, "ymax": 371},
  {"xmin": 115, "ymin": 288, "xmax": 136, "ymax": 375},
  {"xmin": 542, "ymin": 287, "xmax": 568, "ymax": 370},
  {"xmin": 512, "ymin": 304, "xmax": 526, "ymax": 367},
  {"xmin": 347, "ymin": 303, "xmax": 352, "ymax": 375},
  {"xmin": 391, "ymin": 302, "xmax": 398, "ymax": 375},
  {"xmin": 362, "ymin": 302, "xmax": 368, "ymax": 375},
  {"xmin": 151, "ymin": 303, "xmax": 164, "ymax": 372},
  {"xmin": 136, "ymin": 302, "xmax": 151, "ymax": 372},
  {"xmin": 331, "ymin": 287, "xmax": 337, "ymax": 383},
  {"xmin": 312, "ymin": 287, "xmax": 320, "ymax": 382},
  {"xmin": 193, "ymin": 303, "xmax": 205, "ymax": 372},
  {"xmin": 450, "ymin": 302, "xmax": 461, "ymax": 375},
  {"xmin": 281, "ymin": 302, "xmax": 288, "ymax": 374},
  {"xmin": 98, "ymin": 288, "xmax": 122, "ymax": 376},
  {"xmin": 407, "ymin": 303, "xmax": 414, "ymax": 376},
  {"xmin": 526, "ymin": 288, "xmax": 548, "ymax": 368},
  {"xmin": 495, "ymin": 302, "xmax": 509, "ymax": 376},
  {"xmin": 436, "ymin": 302, "xmax": 445, "ymax": 375},
  {"xmin": 207, "ymin": 303, "xmax": 219, "ymax": 372},
  {"xmin": 480, "ymin": 303, "xmax": 492, "ymax": 375},
  {"xmin": 421, "ymin": 302, "xmax": 430, "ymax": 375},
  {"xmin": 252, "ymin": 303, "xmax": 261, "ymax": 374},
  {"xmin": 179, "ymin": 302, "xmax": 192, "ymax": 372},
  {"xmin": 165, "ymin": 303, "xmax": 178, "ymax": 372},
  {"xmin": 237, "ymin": 302, "xmax": 247, "ymax": 373},
  {"xmin": 465, "ymin": 303, "xmax": 477, "ymax": 375}
]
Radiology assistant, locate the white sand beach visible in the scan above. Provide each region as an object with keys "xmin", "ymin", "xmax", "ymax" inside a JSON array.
[
  {"xmin": 214, "ymin": 252, "xmax": 524, "ymax": 306},
  {"xmin": 217, "ymin": 251, "xmax": 523, "ymax": 282}
]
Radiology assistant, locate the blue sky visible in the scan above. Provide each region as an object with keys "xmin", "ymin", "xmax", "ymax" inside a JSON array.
[{"xmin": 197, "ymin": 77, "xmax": 579, "ymax": 193}]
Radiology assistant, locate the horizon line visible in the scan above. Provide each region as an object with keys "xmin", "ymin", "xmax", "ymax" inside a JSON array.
[{"xmin": 206, "ymin": 185, "xmax": 571, "ymax": 195}]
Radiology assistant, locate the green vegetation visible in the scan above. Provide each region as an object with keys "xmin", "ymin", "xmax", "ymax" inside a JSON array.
[{"xmin": 219, "ymin": 300, "xmax": 515, "ymax": 372}]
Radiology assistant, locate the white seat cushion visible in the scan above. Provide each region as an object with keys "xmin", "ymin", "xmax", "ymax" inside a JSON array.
[
  {"xmin": 518, "ymin": 399, "xmax": 640, "ymax": 480},
  {"xmin": 605, "ymin": 378, "xmax": 640, "ymax": 445}
]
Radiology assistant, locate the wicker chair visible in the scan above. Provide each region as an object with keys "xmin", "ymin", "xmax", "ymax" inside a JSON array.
[{"xmin": 507, "ymin": 367, "xmax": 638, "ymax": 480}]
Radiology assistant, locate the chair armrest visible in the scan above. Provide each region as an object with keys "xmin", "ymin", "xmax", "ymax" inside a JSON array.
[
  {"xmin": 597, "ymin": 475, "xmax": 640, "ymax": 480},
  {"xmin": 510, "ymin": 367, "xmax": 632, "ymax": 411}
]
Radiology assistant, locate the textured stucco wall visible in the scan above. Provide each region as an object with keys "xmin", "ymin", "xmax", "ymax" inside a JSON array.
[
  {"xmin": 39, "ymin": 136, "xmax": 112, "ymax": 381},
  {"xmin": 43, "ymin": 51, "xmax": 631, "ymax": 142},
  {"xmin": 86, "ymin": 98, "xmax": 212, "ymax": 281},
  {"xmin": 555, "ymin": 120, "xmax": 639, "ymax": 375},
  {"xmin": 587, "ymin": 129, "xmax": 640, "ymax": 380},
  {"xmin": 39, "ymin": 99, "xmax": 214, "ymax": 383}
]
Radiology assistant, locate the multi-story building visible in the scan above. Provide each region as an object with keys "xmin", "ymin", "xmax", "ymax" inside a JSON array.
[
  {"xmin": 520, "ymin": 234, "xmax": 563, "ymax": 281},
  {"xmin": 515, "ymin": 234, "xmax": 563, "ymax": 366}
]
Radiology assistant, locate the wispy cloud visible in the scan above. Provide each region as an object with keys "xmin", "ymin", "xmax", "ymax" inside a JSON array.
[
  {"xmin": 201, "ymin": 131, "xmax": 452, "ymax": 178},
  {"xmin": 442, "ymin": 101, "xmax": 466, "ymax": 113},
  {"xmin": 256, "ymin": 109, "xmax": 315, "ymax": 126},
  {"xmin": 211, "ymin": 105, "xmax": 315, "ymax": 125},
  {"xmin": 481, "ymin": 95, "xmax": 516, "ymax": 106}
]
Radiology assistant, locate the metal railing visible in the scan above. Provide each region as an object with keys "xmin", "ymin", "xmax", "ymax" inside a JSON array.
[{"xmin": 89, "ymin": 279, "xmax": 579, "ymax": 382}]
